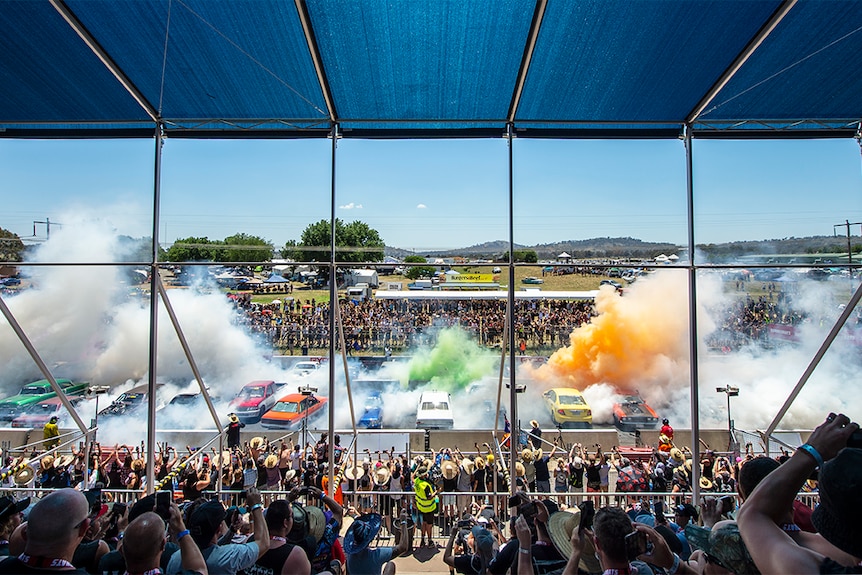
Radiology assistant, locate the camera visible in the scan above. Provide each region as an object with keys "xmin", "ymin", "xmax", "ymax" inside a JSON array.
[
  {"xmin": 624, "ymin": 530, "xmax": 652, "ymax": 560},
  {"xmin": 578, "ymin": 500, "xmax": 595, "ymax": 532},
  {"xmin": 518, "ymin": 501, "xmax": 537, "ymax": 520},
  {"xmin": 457, "ymin": 519, "xmax": 474, "ymax": 528}
]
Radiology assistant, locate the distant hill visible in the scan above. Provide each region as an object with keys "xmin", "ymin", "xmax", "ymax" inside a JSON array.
[{"xmin": 385, "ymin": 235, "xmax": 861, "ymax": 261}]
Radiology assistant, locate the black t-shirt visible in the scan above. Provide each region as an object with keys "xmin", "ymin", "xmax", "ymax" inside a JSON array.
[
  {"xmin": 244, "ymin": 542, "xmax": 296, "ymax": 575},
  {"xmin": 453, "ymin": 553, "xmax": 483, "ymax": 575},
  {"xmin": 534, "ymin": 457, "xmax": 550, "ymax": 482}
]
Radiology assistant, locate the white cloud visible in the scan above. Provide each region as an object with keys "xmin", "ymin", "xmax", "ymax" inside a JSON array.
[
  {"xmin": 339, "ymin": 202, "xmax": 363, "ymax": 210},
  {"xmin": 416, "ymin": 203, "xmax": 427, "ymax": 209}
]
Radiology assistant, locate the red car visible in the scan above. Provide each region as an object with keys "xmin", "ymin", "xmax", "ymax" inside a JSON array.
[
  {"xmin": 260, "ymin": 393, "xmax": 328, "ymax": 429},
  {"xmin": 612, "ymin": 395, "xmax": 659, "ymax": 430},
  {"xmin": 228, "ymin": 380, "xmax": 285, "ymax": 422},
  {"xmin": 11, "ymin": 396, "xmax": 85, "ymax": 428}
]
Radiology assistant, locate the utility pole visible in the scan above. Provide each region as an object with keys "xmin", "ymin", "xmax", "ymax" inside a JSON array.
[
  {"xmin": 833, "ymin": 220, "xmax": 861, "ymax": 265},
  {"xmin": 33, "ymin": 217, "xmax": 62, "ymax": 239}
]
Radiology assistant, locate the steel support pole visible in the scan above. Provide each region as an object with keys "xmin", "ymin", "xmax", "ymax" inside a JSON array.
[
  {"xmin": 507, "ymin": 122, "xmax": 518, "ymax": 493},
  {"xmin": 684, "ymin": 125, "xmax": 702, "ymax": 504},
  {"xmin": 764, "ymin": 279, "xmax": 862, "ymax": 453},
  {"xmin": 327, "ymin": 123, "xmax": 338, "ymax": 497},
  {"xmin": 145, "ymin": 126, "xmax": 164, "ymax": 494}
]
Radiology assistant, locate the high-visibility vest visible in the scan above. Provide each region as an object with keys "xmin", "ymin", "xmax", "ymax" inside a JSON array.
[{"xmin": 414, "ymin": 476, "xmax": 436, "ymax": 512}]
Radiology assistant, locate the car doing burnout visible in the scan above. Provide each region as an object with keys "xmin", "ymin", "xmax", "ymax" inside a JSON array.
[
  {"xmin": 415, "ymin": 390, "xmax": 454, "ymax": 429},
  {"xmin": 543, "ymin": 387, "xmax": 592, "ymax": 428},
  {"xmin": 11, "ymin": 396, "xmax": 85, "ymax": 428},
  {"xmin": 0, "ymin": 378, "xmax": 88, "ymax": 421},
  {"xmin": 228, "ymin": 380, "xmax": 285, "ymax": 422},
  {"xmin": 612, "ymin": 395, "xmax": 659, "ymax": 430},
  {"xmin": 358, "ymin": 391, "xmax": 384, "ymax": 429},
  {"xmin": 260, "ymin": 393, "xmax": 327, "ymax": 429}
]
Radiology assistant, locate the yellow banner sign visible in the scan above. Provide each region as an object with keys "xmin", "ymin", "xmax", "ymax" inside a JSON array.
[{"xmin": 453, "ymin": 274, "xmax": 494, "ymax": 283}]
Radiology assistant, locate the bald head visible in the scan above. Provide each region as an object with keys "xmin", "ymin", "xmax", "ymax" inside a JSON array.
[
  {"xmin": 25, "ymin": 489, "xmax": 88, "ymax": 556},
  {"xmin": 122, "ymin": 512, "xmax": 166, "ymax": 571}
]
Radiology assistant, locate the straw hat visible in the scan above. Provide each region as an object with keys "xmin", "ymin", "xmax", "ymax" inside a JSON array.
[
  {"xmin": 530, "ymin": 420, "xmax": 540, "ymax": 428},
  {"xmin": 249, "ymin": 437, "xmax": 265, "ymax": 450},
  {"xmin": 211, "ymin": 451, "xmax": 231, "ymax": 468},
  {"xmin": 521, "ymin": 448, "xmax": 535, "ymax": 462},
  {"xmin": 534, "ymin": 448, "xmax": 544, "ymax": 461},
  {"xmin": 441, "ymin": 460, "xmax": 458, "ymax": 480},
  {"xmin": 40, "ymin": 455, "xmax": 54, "ymax": 471},
  {"xmin": 548, "ymin": 509, "xmax": 582, "ymax": 559},
  {"xmin": 264, "ymin": 454, "xmax": 278, "ymax": 469},
  {"xmin": 685, "ymin": 458, "xmax": 693, "ymax": 473},
  {"xmin": 54, "ymin": 454, "xmax": 74, "ymax": 469},
  {"xmin": 669, "ymin": 448, "xmax": 685, "ymax": 465},
  {"xmin": 373, "ymin": 465, "xmax": 391, "ymax": 486},
  {"xmin": 228, "ymin": 413, "xmax": 240, "ymax": 424},
  {"xmin": 283, "ymin": 469, "xmax": 297, "ymax": 483},
  {"xmin": 306, "ymin": 505, "xmax": 326, "ymax": 543},
  {"xmin": 700, "ymin": 476, "xmax": 714, "ymax": 490},
  {"xmin": 515, "ymin": 461, "xmax": 526, "ymax": 477},
  {"xmin": 344, "ymin": 466, "xmax": 365, "ymax": 481},
  {"xmin": 460, "ymin": 457, "xmax": 475, "ymax": 475},
  {"xmin": 14, "ymin": 466, "xmax": 35, "ymax": 486},
  {"xmin": 474, "ymin": 457, "xmax": 485, "ymax": 470}
]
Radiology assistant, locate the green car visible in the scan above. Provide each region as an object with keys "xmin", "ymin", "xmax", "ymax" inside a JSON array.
[{"xmin": 0, "ymin": 379, "xmax": 88, "ymax": 421}]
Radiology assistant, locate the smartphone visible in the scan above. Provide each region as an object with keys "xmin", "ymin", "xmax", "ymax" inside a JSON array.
[
  {"xmin": 848, "ymin": 429, "xmax": 862, "ymax": 449},
  {"xmin": 719, "ymin": 495, "xmax": 735, "ymax": 515},
  {"xmin": 155, "ymin": 491, "xmax": 172, "ymax": 520},
  {"xmin": 624, "ymin": 530, "xmax": 652, "ymax": 560},
  {"xmin": 654, "ymin": 500, "xmax": 664, "ymax": 517},
  {"xmin": 578, "ymin": 500, "xmax": 595, "ymax": 532}
]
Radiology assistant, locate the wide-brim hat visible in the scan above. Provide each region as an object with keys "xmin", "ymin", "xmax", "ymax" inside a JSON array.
[
  {"xmin": 515, "ymin": 461, "xmax": 526, "ymax": 477},
  {"xmin": 305, "ymin": 505, "xmax": 326, "ymax": 543},
  {"xmin": 530, "ymin": 420, "xmax": 540, "ymax": 428},
  {"xmin": 211, "ymin": 451, "xmax": 231, "ymax": 468},
  {"xmin": 685, "ymin": 458, "xmax": 693, "ymax": 472},
  {"xmin": 249, "ymin": 436, "xmax": 265, "ymax": 449},
  {"xmin": 40, "ymin": 455, "xmax": 55, "ymax": 471},
  {"xmin": 460, "ymin": 457, "xmax": 475, "ymax": 474},
  {"xmin": 343, "ymin": 513, "xmax": 382, "ymax": 554},
  {"xmin": 344, "ymin": 466, "xmax": 364, "ymax": 480},
  {"xmin": 474, "ymin": 458, "xmax": 485, "ymax": 470},
  {"xmin": 374, "ymin": 466, "xmax": 391, "ymax": 486},
  {"xmin": 521, "ymin": 448, "xmax": 535, "ymax": 462},
  {"xmin": 264, "ymin": 454, "xmax": 278, "ymax": 469},
  {"xmin": 547, "ymin": 509, "xmax": 582, "ymax": 559},
  {"xmin": 54, "ymin": 454, "xmax": 74, "ymax": 469},
  {"xmin": 14, "ymin": 466, "xmax": 35, "ymax": 486},
  {"xmin": 685, "ymin": 522, "xmax": 759, "ymax": 575},
  {"xmin": 659, "ymin": 433, "xmax": 671, "ymax": 444},
  {"xmin": 0, "ymin": 496, "xmax": 30, "ymax": 522},
  {"xmin": 441, "ymin": 459, "xmax": 458, "ymax": 480},
  {"xmin": 283, "ymin": 469, "xmax": 297, "ymax": 483},
  {"xmin": 812, "ymin": 448, "xmax": 862, "ymax": 558},
  {"xmin": 669, "ymin": 448, "xmax": 684, "ymax": 465},
  {"xmin": 534, "ymin": 448, "xmax": 543, "ymax": 460},
  {"xmin": 415, "ymin": 466, "xmax": 430, "ymax": 478},
  {"xmin": 699, "ymin": 476, "xmax": 713, "ymax": 490},
  {"xmin": 228, "ymin": 413, "xmax": 240, "ymax": 423}
]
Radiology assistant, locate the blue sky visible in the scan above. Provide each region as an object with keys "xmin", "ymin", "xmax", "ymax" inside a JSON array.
[{"xmin": 3, "ymin": 137, "xmax": 860, "ymax": 252}]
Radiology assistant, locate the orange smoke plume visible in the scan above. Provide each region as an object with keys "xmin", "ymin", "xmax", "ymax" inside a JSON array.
[{"xmin": 532, "ymin": 272, "xmax": 694, "ymax": 394}]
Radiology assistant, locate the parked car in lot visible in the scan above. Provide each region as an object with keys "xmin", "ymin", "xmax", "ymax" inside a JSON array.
[
  {"xmin": 228, "ymin": 380, "xmax": 286, "ymax": 422},
  {"xmin": 415, "ymin": 390, "xmax": 454, "ymax": 429},
  {"xmin": 0, "ymin": 378, "xmax": 89, "ymax": 421},
  {"xmin": 521, "ymin": 276, "xmax": 544, "ymax": 285},
  {"xmin": 612, "ymin": 394, "xmax": 659, "ymax": 430},
  {"xmin": 542, "ymin": 387, "xmax": 592, "ymax": 428},
  {"xmin": 10, "ymin": 396, "xmax": 86, "ymax": 428},
  {"xmin": 358, "ymin": 391, "xmax": 384, "ymax": 429},
  {"xmin": 260, "ymin": 393, "xmax": 328, "ymax": 429}
]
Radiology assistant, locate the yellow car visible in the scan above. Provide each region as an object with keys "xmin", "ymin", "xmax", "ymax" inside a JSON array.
[{"xmin": 543, "ymin": 387, "xmax": 592, "ymax": 428}]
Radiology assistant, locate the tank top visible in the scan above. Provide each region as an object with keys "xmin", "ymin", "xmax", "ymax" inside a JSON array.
[{"xmin": 244, "ymin": 542, "xmax": 296, "ymax": 575}]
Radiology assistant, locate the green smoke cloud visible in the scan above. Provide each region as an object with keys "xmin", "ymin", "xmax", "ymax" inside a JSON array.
[{"xmin": 407, "ymin": 326, "xmax": 497, "ymax": 392}]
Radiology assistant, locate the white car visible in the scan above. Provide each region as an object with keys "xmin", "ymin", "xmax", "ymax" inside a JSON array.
[
  {"xmin": 415, "ymin": 390, "xmax": 454, "ymax": 429},
  {"xmin": 291, "ymin": 361, "xmax": 320, "ymax": 377}
]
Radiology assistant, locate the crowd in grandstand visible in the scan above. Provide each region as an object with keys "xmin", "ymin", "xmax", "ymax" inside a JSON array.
[{"xmin": 0, "ymin": 412, "xmax": 857, "ymax": 573}]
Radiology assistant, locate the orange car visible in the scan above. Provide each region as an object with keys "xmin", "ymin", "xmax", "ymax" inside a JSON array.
[
  {"xmin": 260, "ymin": 393, "xmax": 328, "ymax": 429},
  {"xmin": 612, "ymin": 395, "xmax": 659, "ymax": 430}
]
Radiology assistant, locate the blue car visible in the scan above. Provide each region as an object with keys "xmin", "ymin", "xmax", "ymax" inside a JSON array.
[{"xmin": 358, "ymin": 391, "xmax": 384, "ymax": 429}]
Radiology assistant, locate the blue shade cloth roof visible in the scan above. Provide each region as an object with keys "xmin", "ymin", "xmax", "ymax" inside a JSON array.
[{"xmin": 1, "ymin": 0, "xmax": 860, "ymax": 139}]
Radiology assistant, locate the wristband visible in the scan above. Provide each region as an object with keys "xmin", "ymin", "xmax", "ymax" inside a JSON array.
[
  {"xmin": 176, "ymin": 529, "xmax": 190, "ymax": 541},
  {"xmin": 798, "ymin": 443, "xmax": 824, "ymax": 468},
  {"xmin": 667, "ymin": 552, "xmax": 681, "ymax": 575},
  {"xmin": 519, "ymin": 547, "xmax": 531, "ymax": 555},
  {"xmin": 251, "ymin": 503, "xmax": 263, "ymax": 512}
]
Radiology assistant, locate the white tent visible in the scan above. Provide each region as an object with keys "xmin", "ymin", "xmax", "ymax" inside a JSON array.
[{"xmin": 557, "ymin": 252, "xmax": 571, "ymax": 260}]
